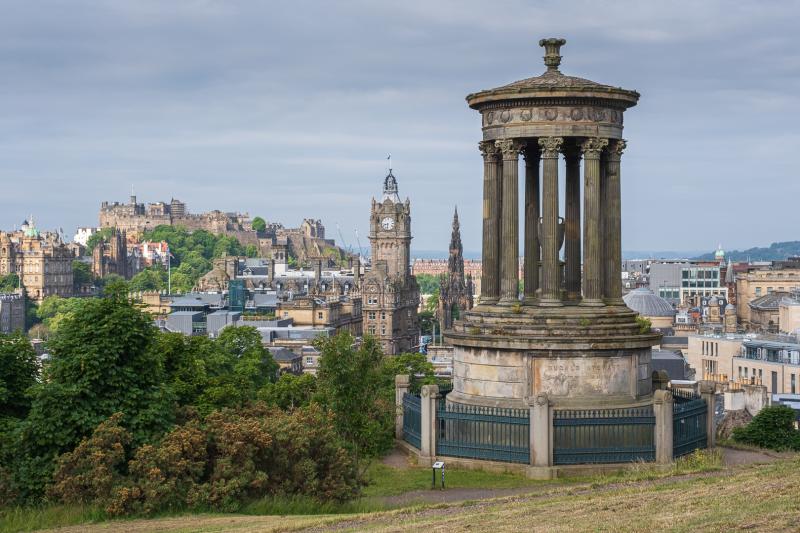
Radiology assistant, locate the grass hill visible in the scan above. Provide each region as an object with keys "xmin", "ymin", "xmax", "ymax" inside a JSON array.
[{"xmin": 7, "ymin": 452, "xmax": 799, "ymax": 533}]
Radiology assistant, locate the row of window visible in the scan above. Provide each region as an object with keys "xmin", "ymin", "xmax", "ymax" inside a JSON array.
[
  {"xmin": 701, "ymin": 341, "xmax": 719, "ymax": 356},
  {"xmin": 682, "ymin": 268, "xmax": 719, "ymax": 280},
  {"xmin": 754, "ymin": 286, "xmax": 789, "ymax": 296},
  {"xmin": 682, "ymin": 280, "xmax": 719, "ymax": 288}
]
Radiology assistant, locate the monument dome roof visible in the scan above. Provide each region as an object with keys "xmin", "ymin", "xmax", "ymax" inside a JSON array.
[
  {"xmin": 466, "ymin": 38, "xmax": 639, "ymax": 110},
  {"xmin": 623, "ymin": 288, "xmax": 675, "ymax": 318}
]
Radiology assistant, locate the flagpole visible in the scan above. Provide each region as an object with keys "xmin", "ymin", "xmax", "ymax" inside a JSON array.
[{"xmin": 167, "ymin": 246, "xmax": 171, "ymax": 295}]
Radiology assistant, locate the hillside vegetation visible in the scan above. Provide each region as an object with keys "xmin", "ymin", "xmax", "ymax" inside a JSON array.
[
  {"xmin": 17, "ymin": 456, "xmax": 799, "ymax": 533},
  {"xmin": 694, "ymin": 240, "xmax": 800, "ymax": 262}
]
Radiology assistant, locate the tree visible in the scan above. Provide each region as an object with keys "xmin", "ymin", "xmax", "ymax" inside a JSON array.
[
  {"xmin": 85, "ymin": 227, "xmax": 115, "ymax": 254},
  {"xmin": 0, "ymin": 273, "xmax": 20, "ymax": 292},
  {"xmin": 244, "ymin": 244, "xmax": 259, "ymax": 258},
  {"xmin": 36, "ymin": 296, "xmax": 86, "ymax": 334},
  {"xmin": 418, "ymin": 310, "xmax": 436, "ymax": 336},
  {"xmin": 102, "ymin": 275, "xmax": 130, "ymax": 300},
  {"xmin": 128, "ymin": 268, "xmax": 167, "ymax": 292},
  {"xmin": 425, "ymin": 287, "xmax": 440, "ymax": 313},
  {"xmin": 251, "ymin": 217, "xmax": 267, "ymax": 232},
  {"xmin": 0, "ymin": 332, "xmax": 40, "ymax": 420},
  {"xmin": 315, "ymin": 333, "xmax": 394, "ymax": 466},
  {"xmin": 732, "ymin": 405, "xmax": 800, "ymax": 451},
  {"xmin": 414, "ymin": 273, "xmax": 440, "ymax": 295},
  {"xmin": 259, "ymin": 373, "xmax": 317, "ymax": 410},
  {"xmin": 380, "ymin": 352, "xmax": 435, "ymax": 394},
  {"xmin": 16, "ymin": 297, "xmax": 174, "ymax": 499},
  {"xmin": 71, "ymin": 260, "xmax": 92, "ymax": 289}
]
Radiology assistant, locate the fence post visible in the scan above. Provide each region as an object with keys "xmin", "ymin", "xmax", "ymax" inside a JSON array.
[
  {"xmin": 653, "ymin": 389, "xmax": 674, "ymax": 464},
  {"xmin": 419, "ymin": 384, "xmax": 439, "ymax": 466},
  {"xmin": 527, "ymin": 393, "xmax": 553, "ymax": 478},
  {"xmin": 395, "ymin": 374, "xmax": 410, "ymax": 440},
  {"xmin": 700, "ymin": 381, "xmax": 716, "ymax": 448}
]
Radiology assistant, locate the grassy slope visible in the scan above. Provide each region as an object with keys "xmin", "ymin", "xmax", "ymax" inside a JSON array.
[{"xmin": 21, "ymin": 456, "xmax": 799, "ymax": 533}]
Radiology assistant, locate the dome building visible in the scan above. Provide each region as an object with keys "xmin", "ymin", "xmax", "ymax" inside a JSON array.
[{"xmin": 623, "ymin": 288, "xmax": 676, "ymax": 330}]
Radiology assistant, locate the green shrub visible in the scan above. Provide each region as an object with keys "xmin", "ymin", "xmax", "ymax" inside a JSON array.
[
  {"xmin": 732, "ymin": 405, "xmax": 800, "ymax": 451},
  {"xmin": 46, "ymin": 414, "xmax": 130, "ymax": 506}
]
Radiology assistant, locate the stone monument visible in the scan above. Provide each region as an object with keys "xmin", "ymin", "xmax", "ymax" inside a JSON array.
[{"xmin": 447, "ymin": 38, "xmax": 660, "ymax": 409}]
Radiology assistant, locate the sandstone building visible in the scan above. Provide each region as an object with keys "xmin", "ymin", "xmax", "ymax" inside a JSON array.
[
  {"xmin": 362, "ymin": 170, "xmax": 420, "ymax": 355},
  {"xmin": 0, "ymin": 220, "xmax": 73, "ymax": 301},
  {"xmin": 91, "ymin": 228, "xmax": 135, "ymax": 279},
  {"xmin": 736, "ymin": 258, "xmax": 800, "ymax": 329},
  {"xmin": 0, "ymin": 292, "xmax": 25, "ymax": 333}
]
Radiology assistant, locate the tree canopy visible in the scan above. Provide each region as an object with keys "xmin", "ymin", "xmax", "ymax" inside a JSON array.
[{"xmin": 251, "ymin": 216, "xmax": 267, "ymax": 232}]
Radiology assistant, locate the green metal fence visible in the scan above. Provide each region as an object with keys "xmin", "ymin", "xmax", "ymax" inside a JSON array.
[
  {"xmin": 402, "ymin": 393, "xmax": 422, "ymax": 449},
  {"xmin": 672, "ymin": 389, "xmax": 707, "ymax": 458},
  {"xmin": 553, "ymin": 406, "xmax": 656, "ymax": 465},
  {"xmin": 436, "ymin": 400, "xmax": 530, "ymax": 464}
]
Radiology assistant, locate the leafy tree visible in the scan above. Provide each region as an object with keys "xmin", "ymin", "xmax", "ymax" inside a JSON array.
[
  {"xmin": 102, "ymin": 275, "xmax": 130, "ymax": 300},
  {"xmin": 315, "ymin": 333, "xmax": 394, "ymax": 467},
  {"xmin": 380, "ymin": 352, "xmax": 435, "ymax": 394},
  {"xmin": 85, "ymin": 227, "xmax": 115, "ymax": 253},
  {"xmin": 245, "ymin": 244, "xmax": 259, "ymax": 258},
  {"xmin": 0, "ymin": 332, "xmax": 40, "ymax": 419},
  {"xmin": 425, "ymin": 287, "xmax": 440, "ymax": 313},
  {"xmin": 259, "ymin": 373, "xmax": 317, "ymax": 410},
  {"xmin": 15, "ymin": 297, "xmax": 174, "ymax": 499},
  {"xmin": 251, "ymin": 217, "xmax": 267, "ymax": 232},
  {"xmin": 128, "ymin": 268, "xmax": 167, "ymax": 292},
  {"xmin": 732, "ymin": 405, "xmax": 800, "ymax": 451},
  {"xmin": 418, "ymin": 310, "xmax": 436, "ymax": 336},
  {"xmin": 36, "ymin": 296, "xmax": 85, "ymax": 334},
  {"xmin": 71, "ymin": 260, "xmax": 92, "ymax": 289},
  {"xmin": 414, "ymin": 273, "xmax": 440, "ymax": 295},
  {"xmin": 0, "ymin": 273, "xmax": 20, "ymax": 292}
]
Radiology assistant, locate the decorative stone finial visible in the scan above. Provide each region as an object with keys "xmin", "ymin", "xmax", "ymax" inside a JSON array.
[{"xmin": 539, "ymin": 37, "xmax": 566, "ymax": 72}]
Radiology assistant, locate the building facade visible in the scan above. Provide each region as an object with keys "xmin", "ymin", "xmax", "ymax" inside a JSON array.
[
  {"xmin": 361, "ymin": 170, "xmax": 420, "ymax": 355},
  {"xmin": 92, "ymin": 229, "xmax": 133, "ymax": 279},
  {"xmin": 736, "ymin": 259, "xmax": 800, "ymax": 329},
  {"xmin": 0, "ymin": 292, "xmax": 25, "ymax": 333},
  {"xmin": 0, "ymin": 220, "xmax": 73, "ymax": 301}
]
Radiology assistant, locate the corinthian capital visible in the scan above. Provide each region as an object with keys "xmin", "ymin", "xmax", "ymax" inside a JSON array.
[
  {"xmin": 478, "ymin": 140, "xmax": 500, "ymax": 162},
  {"xmin": 610, "ymin": 139, "xmax": 627, "ymax": 157},
  {"xmin": 495, "ymin": 139, "xmax": 523, "ymax": 160},
  {"xmin": 580, "ymin": 137, "xmax": 608, "ymax": 159},
  {"xmin": 538, "ymin": 136, "xmax": 563, "ymax": 159}
]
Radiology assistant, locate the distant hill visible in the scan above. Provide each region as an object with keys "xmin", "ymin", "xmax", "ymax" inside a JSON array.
[{"xmin": 694, "ymin": 241, "xmax": 800, "ymax": 262}]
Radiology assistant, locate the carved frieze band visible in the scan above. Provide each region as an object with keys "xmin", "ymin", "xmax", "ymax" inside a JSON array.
[{"xmin": 484, "ymin": 107, "xmax": 624, "ymax": 126}]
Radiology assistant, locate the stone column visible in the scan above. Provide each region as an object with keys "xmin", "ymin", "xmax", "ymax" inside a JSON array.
[
  {"xmin": 419, "ymin": 384, "xmax": 439, "ymax": 465},
  {"xmin": 603, "ymin": 140, "xmax": 626, "ymax": 305},
  {"xmin": 395, "ymin": 374, "xmax": 410, "ymax": 440},
  {"xmin": 496, "ymin": 139, "xmax": 523, "ymax": 305},
  {"xmin": 563, "ymin": 144, "xmax": 582, "ymax": 301},
  {"xmin": 523, "ymin": 144, "xmax": 541, "ymax": 304},
  {"xmin": 538, "ymin": 136, "xmax": 563, "ymax": 306},
  {"xmin": 653, "ymin": 389, "xmax": 674, "ymax": 464},
  {"xmin": 580, "ymin": 137, "xmax": 608, "ymax": 306},
  {"xmin": 479, "ymin": 141, "xmax": 501, "ymax": 305},
  {"xmin": 700, "ymin": 381, "xmax": 717, "ymax": 448}
]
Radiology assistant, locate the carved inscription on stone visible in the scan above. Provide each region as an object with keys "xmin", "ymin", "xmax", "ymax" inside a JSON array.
[{"xmin": 533, "ymin": 356, "xmax": 631, "ymax": 397}]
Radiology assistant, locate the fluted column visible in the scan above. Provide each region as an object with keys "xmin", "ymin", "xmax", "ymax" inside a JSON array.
[
  {"xmin": 581, "ymin": 137, "xmax": 608, "ymax": 306},
  {"xmin": 604, "ymin": 139, "xmax": 626, "ymax": 304},
  {"xmin": 496, "ymin": 139, "xmax": 522, "ymax": 305},
  {"xmin": 523, "ymin": 144, "xmax": 540, "ymax": 304},
  {"xmin": 538, "ymin": 136, "xmax": 563, "ymax": 306},
  {"xmin": 563, "ymin": 143, "xmax": 582, "ymax": 301},
  {"xmin": 478, "ymin": 141, "xmax": 501, "ymax": 305}
]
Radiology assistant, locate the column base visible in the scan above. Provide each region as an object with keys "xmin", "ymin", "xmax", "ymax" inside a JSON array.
[
  {"xmin": 522, "ymin": 295, "xmax": 538, "ymax": 305},
  {"xmin": 579, "ymin": 299, "xmax": 605, "ymax": 307},
  {"xmin": 604, "ymin": 298, "xmax": 626, "ymax": 307},
  {"xmin": 538, "ymin": 297, "xmax": 563, "ymax": 307},
  {"xmin": 498, "ymin": 297, "xmax": 520, "ymax": 306},
  {"xmin": 478, "ymin": 296, "xmax": 499, "ymax": 307}
]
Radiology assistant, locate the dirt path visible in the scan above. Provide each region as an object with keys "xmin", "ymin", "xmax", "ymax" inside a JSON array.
[{"xmin": 721, "ymin": 445, "xmax": 790, "ymax": 466}]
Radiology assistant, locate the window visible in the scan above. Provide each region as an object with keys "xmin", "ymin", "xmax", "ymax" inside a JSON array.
[
  {"xmin": 305, "ymin": 357, "xmax": 314, "ymax": 365},
  {"xmin": 755, "ymin": 287, "xmax": 762, "ymax": 296},
  {"xmin": 767, "ymin": 287, "xmax": 773, "ymax": 294},
  {"xmin": 381, "ymin": 312, "xmax": 386, "ymax": 320},
  {"xmin": 381, "ymin": 325, "xmax": 386, "ymax": 335},
  {"xmin": 792, "ymin": 374, "xmax": 796, "ymax": 395},
  {"xmin": 368, "ymin": 326, "xmax": 376, "ymax": 335},
  {"xmin": 317, "ymin": 312, "xmax": 323, "ymax": 319},
  {"xmin": 368, "ymin": 311, "xmax": 376, "ymax": 320}
]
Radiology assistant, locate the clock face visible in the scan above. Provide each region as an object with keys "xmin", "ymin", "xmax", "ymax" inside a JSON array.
[{"xmin": 381, "ymin": 217, "xmax": 395, "ymax": 230}]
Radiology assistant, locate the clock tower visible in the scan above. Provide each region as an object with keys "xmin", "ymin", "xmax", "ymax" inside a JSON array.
[{"xmin": 362, "ymin": 169, "xmax": 420, "ymax": 355}]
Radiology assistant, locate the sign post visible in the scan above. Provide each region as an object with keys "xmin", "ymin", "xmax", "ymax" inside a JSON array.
[{"xmin": 432, "ymin": 461, "xmax": 445, "ymax": 490}]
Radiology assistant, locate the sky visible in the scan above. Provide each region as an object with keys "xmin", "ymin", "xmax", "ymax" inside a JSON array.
[{"xmin": 1, "ymin": 1, "xmax": 799, "ymax": 256}]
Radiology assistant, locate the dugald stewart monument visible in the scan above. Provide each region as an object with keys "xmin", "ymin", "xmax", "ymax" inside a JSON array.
[{"xmin": 448, "ymin": 38, "xmax": 660, "ymax": 411}]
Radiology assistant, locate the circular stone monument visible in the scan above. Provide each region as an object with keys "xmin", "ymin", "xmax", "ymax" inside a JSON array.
[{"xmin": 446, "ymin": 38, "xmax": 660, "ymax": 410}]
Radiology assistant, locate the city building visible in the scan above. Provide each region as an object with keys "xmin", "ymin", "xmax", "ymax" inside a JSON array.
[
  {"xmin": 686, "ymin": 332, "xmax": 800, "ymax": 395},
  {"xmin": 361, "ymin": 169, "xmax": 420, "ymax": 355},
  {"xmin": 736, "ymin": 258, "xmax": 800, "ymax": 329},
  {"xmin": 412, "ymin": 258, "xmax": 483, "ymax": 296},
  {"xmin": 276, "ymin": 295, "xmax": 362, "ymax": 337},
  {"xmin": 0, "ymin": 292, "xmax": 25, "ymax": 333},
  {"xmin": 92, "ymin": 228, "xmax": 136, "ymax": 279},
  {"xmin": 0, "ymin": 219, "xmax": 73, "ymax": 301},
  {"xmin": 73, "ymin": 227, "xmax": 98, "ymax": 247},
  {"xmin": 648, "ymin": 260, "xmax": 727, "ymax": 306},
  {"xmin": 438, "ymin": 207, "xmax": 474, "ymax": 331}
]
